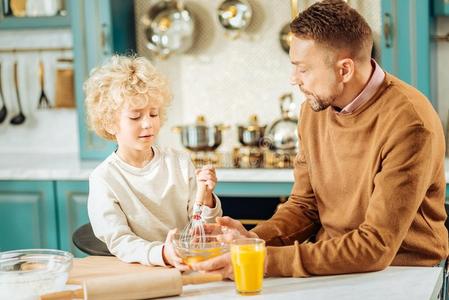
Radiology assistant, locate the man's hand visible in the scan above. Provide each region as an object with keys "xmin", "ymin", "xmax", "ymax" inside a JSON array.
[
  {"xmin": 191, "ymin": 252, "xmax": 234, "ymax": 279},
  {"xmin": 162, "ymin": 229, "xmax": 190, "ymax": 271},
  {"xmin": 206, "ymin": 216, "xmax": 259, "ymax": 239},
  {"xmin": 192, "ymin": 217, "xmax": 261, "ymax": 279}
]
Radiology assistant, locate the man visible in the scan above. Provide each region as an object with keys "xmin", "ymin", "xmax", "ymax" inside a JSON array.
[{"xmin": 192, "ymin": 0, "xmax": 448, "ymax": 278}]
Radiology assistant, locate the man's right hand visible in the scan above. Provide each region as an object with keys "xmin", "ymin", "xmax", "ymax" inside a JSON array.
[
  {"xmin": 214, "ymin": 216, "xmax": 259, "ymax": 240},
  {"xmin": 192, "ymin": 216, "xmax": 263, "ymax": 279},
  {"xmin": 201, "ymin": 216, "xmax": 260, "ymax": 246}
]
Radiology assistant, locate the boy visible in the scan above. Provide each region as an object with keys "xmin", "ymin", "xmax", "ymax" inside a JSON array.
[{"xmin": 84, "ymin": 55, "xmax": 222, "ymax": 269}]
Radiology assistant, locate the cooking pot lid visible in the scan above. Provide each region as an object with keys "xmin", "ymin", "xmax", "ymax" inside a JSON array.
[{"xmin": 238, "ymin": 114, "xmax": 267, "ymax": 131}]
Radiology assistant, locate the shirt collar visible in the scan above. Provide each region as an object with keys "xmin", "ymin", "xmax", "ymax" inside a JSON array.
[{"xmin": 338, "ymin": 59, "xmax": 385, "ymax": 115}]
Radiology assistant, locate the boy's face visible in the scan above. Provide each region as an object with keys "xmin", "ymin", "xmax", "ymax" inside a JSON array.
[{"xmin": 113, "ymin": 102, "xmax": 161, "ymax": 153}]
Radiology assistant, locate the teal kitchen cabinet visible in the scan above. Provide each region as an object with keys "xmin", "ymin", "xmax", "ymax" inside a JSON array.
[
  {"xmin": 216, "ymin": 182, "xmax": 293, "ymax": 229},
  {"xmin": 0, "ymin": 181, "xmax": 58, "ymax": 251},
  {"xmin": 56, "ymin": 181, "xmax": 89, "ymax": 257},
  {"xmin": 434, "ymin": 0, "xmax": 449, "ymax": 16},
  {"xmin": 216, "ymin": 182, "xmax": 292, "ymax": 197},
  {"xmin": 70, "ymin": 0, "xmax": 136, "ymax": 160},
  {"xmin": 380, "ymin": 0, "xmax": 434, "ymax": 105},
  {"xmin": 0, "ymin": 0, "xmax": 70, "ymax": 29}
]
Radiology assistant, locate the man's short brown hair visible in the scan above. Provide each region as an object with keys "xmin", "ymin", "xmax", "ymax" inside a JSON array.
[{"xmin": 290, "ymin": 0, "xmax": 372, "ymax": 60}]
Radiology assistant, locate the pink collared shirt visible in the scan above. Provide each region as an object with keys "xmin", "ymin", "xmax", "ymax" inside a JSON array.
[{"xmin": 338, "ymin": 59, "xmax": 385, "ymax": 115}]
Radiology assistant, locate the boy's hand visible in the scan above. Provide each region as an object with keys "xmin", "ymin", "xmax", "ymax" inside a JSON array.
[
  {"xmin": 196, "ymin": 165, "xmax": 217, "ymax": 191},
  {"xmin": 162, "ymin": 229, "xmax": 190, "ymax": 271},
  {"xmin": 196, "ymin": 165, "xmax": 217, "ymax": 208}
]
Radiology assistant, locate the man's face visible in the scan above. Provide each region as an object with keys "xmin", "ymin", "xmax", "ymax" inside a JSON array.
[{"xmin": 289, "ymin": 36, "xmax": 344, "ymax": 112}]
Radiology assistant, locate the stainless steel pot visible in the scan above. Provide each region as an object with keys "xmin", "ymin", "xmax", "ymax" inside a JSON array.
[
  {"xmin": 143, "ymin": 0, "xmax": 195, "ymax": 58},
  {"xmin": 217, "ymin": 0, "xmax": 252, "ymax": 39},
  {"xmin": 265, "ymin": 93, "xmax": 298, "ymax": 151},
  {"xmin": 237, "ymin": 115, "xmax": 266, "ymax": 147},
  {"xmin": 173, "ymin": 116, "xmax": 229, "ymax": 151}
]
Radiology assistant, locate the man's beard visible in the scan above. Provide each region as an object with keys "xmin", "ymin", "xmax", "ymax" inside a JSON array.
[
  {"xmin": 302, "ymin": 89, "xmax": 340, "ymax": 112},
  {"xmin": 304, "ymin": 93, "xmax": 334, "ymax": 112}
]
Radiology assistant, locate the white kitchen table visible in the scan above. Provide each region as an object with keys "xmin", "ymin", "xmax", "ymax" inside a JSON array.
[{"xmin": 171, "ymin": 266, "xmax": 444, "ymax": 300}]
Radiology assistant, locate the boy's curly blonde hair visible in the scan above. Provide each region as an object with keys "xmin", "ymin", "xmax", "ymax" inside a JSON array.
[{"xmin": 84, "ymin": 55, "xmax": 171, "ymax": 141}]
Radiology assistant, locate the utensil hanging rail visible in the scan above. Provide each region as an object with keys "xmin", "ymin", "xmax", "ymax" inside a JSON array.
[
  {"xmin": 433, "ymin": 33, "xmax": 449, "ymax": 42},
  {"xmin": 0, "ymin": 47, "xmax": 72, "ymax": 53}
]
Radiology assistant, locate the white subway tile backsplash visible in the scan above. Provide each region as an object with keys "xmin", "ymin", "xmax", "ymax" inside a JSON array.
[
  {"xmin": 0, "ymin": 29, "xmax": 77, "ymax": 154},
  {"xmin": 137, "ymin": 0, "xmax": 382, "ymax": 152}
]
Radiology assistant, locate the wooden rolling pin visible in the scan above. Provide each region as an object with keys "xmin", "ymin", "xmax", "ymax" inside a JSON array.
[{"xmin": 40, "ymin": 270, "xmax": 222, "ymax": 300}]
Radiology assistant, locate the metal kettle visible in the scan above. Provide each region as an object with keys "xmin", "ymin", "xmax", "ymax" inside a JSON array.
[{"xmin": 265, "ymin": 93, "xmax": 298, "ymax": 151}]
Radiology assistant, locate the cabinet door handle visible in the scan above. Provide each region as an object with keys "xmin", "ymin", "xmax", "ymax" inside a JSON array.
[
  {"xmin": 383, "ymin": 12, "xmax": 393, "ymax": 48},
  {"xmin": 100, "ymin": 23, "xmax": 111, "ymax": 56}
]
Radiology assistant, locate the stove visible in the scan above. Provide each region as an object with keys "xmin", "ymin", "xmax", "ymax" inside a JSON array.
[{"xmin": 189, "ymin": 148, "xmax": 296, "ymax": 169}]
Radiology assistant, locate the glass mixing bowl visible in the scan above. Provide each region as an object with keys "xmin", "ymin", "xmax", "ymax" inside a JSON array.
[
  {"xmin": 0, "ymin": 249, "xmax": 73, "ymax": 300},
  {"xmin": 173, "ymin": 234, "xmax": 229, "ymax": 266}
]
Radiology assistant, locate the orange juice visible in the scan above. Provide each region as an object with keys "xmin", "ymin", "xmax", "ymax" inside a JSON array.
[
  {"xmin": 182, "ymin": 247, "xmax": 223, "ymax": 266},
  {"xmin": 231, "ymin": 239, "xmax": 266, "ymax": 294}
]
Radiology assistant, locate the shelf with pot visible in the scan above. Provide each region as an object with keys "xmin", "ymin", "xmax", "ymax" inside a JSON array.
[{"xmin": 0, "ymin": 0, "xmax": 71, "ymax": 29}]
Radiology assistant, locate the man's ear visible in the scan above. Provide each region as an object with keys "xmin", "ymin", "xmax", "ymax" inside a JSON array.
[{"xmin": 337, "ymin": 58, "xmax": 354, "ymax": 83}]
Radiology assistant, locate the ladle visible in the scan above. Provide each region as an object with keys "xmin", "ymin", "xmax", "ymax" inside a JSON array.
[
  {"xmin": 10, "ymin": 62, "xmax": 26, "ymax": 125},
  {"xmin": 279, "ymin": 0, "xmax": 299, "ymax": 54},
  {"xmin": 0, "ymin": 62, "xmax": 7, "ymax": 124}
]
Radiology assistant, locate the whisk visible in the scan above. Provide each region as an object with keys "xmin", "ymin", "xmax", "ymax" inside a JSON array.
[{"xmin": 180, "ymin": 182, "xmax": 207, "ymax": 249}]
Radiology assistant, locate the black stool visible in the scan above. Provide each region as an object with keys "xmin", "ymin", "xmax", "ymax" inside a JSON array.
[{"xmin": 72, "ymin": 223, "xmax": 113, "ymax": 256}]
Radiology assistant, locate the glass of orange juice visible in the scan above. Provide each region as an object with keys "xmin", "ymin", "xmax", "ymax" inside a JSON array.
[{"xmin": 230, "ymin": 238, "xmax": 266, "ymax": 295}]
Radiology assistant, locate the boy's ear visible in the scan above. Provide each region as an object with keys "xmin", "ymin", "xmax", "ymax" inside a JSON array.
[{"xmin": 105, "ymin": 124, "xmax": 117, "ymax": 136}]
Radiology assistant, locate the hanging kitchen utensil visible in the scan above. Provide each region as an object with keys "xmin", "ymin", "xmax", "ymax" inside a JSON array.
[
  {"xmin": 143, "ymin": 0, "xmax": 195, "ymax": 59},
  {"xmin": 54, "ymin": 57, "xmax": 75, "ymax": 108},
  {"xmin": 10, "ymin": 62, "xmax": 26, "ymax": 125},
  {"xmin": 217, "ymin": 0, "xmax": 252, "ymax": 39},
  {"xmin": 279, "ymin": 0, "xmax": 299, "ymax": 54},
  {"xmin": 264, "ymin": 93, "xmax": 298, "ymax": 151},
  {"xmin": 37, "ymin": 59, "xmax": 51, "ymax": 109},
  {"xmin": 0, "ymin": 62, "xmax": 8, "ymax": 124}
]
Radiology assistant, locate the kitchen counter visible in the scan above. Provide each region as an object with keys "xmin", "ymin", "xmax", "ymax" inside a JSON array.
[
  {"xmin": 0, "ymin": 153, "xmax": 294, "ymax": 182},
  {"xmin": 1, "ymin": 153, "xmax": 449, "ymax": 183},
  {"xmin": 172, "ymin": 266, "xmax": 443, "ymax": 300}
]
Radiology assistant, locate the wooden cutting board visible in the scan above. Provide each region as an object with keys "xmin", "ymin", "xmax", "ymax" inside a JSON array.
[
  {"xmin": 68, "ymin": 256, "xmax": 169, "ymax": 284},
  {"xmin": 44, "ymin": 256, "xmax": 222, "ymax": 300}
]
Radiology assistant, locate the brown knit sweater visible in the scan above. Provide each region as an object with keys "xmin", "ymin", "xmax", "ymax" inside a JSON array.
[{"xmin": 252, "ymin": 73, "xmax": 449, "ymax": 277}]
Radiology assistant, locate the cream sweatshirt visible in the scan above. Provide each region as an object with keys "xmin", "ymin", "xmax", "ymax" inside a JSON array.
[{"xmin": 88, "ymin": 146, "xmax": 222, "ymax": 266}]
